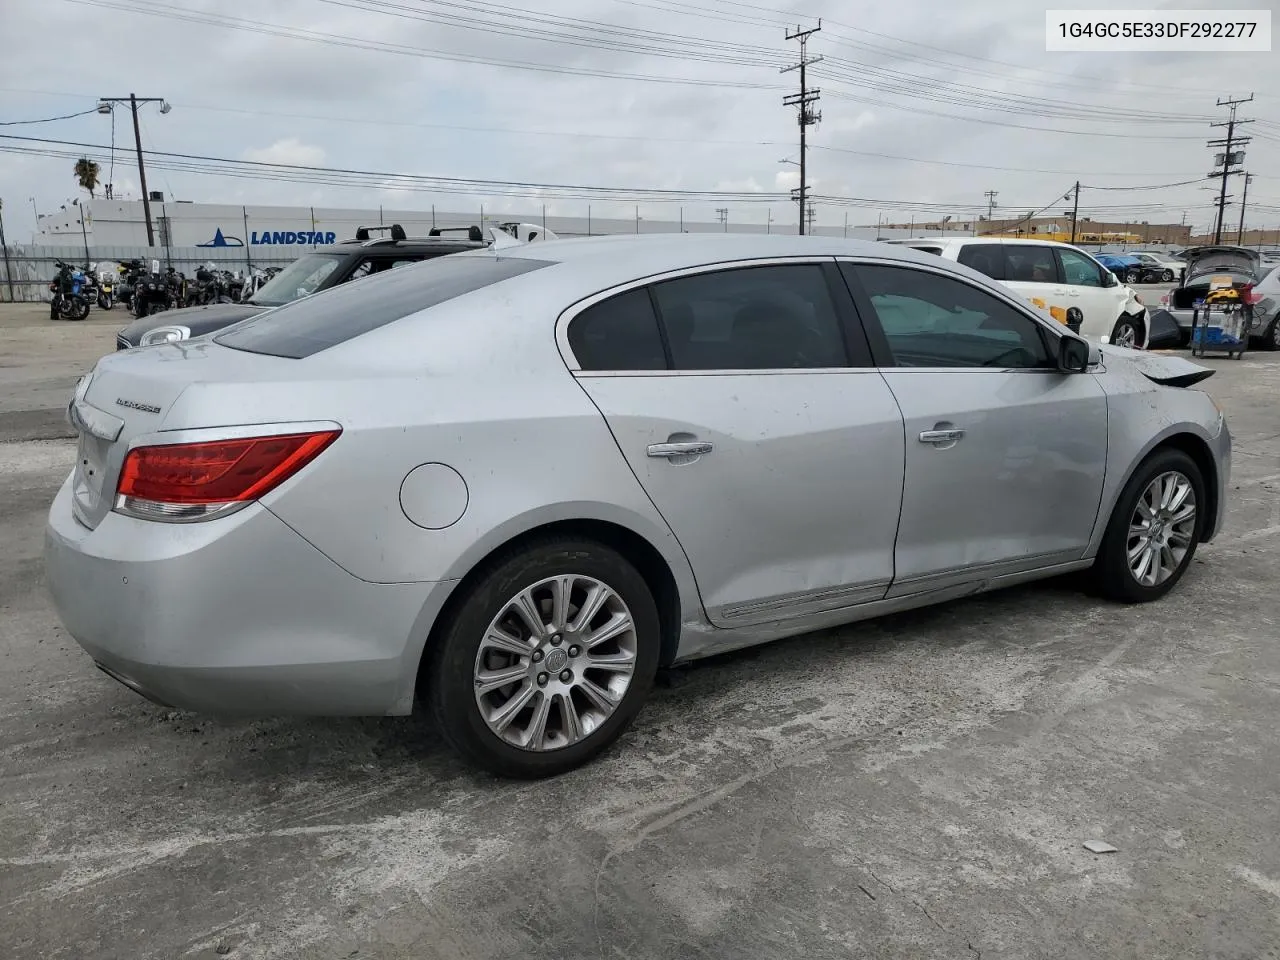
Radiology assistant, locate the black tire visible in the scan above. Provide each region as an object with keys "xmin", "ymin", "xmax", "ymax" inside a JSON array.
[
  {"xmin": 1258, "ymin": 319, "xmax": 1280, "ymax": 352},
  {"xmin": 66, "ymin": 296, "xmax": 89, "ymax": 321},
  {"xmin": 1092, "ymin": 448, "xmax": 1205, "ymax": 603},
  {"xmin": 1109, "ymin": 314, "xmax": 1145, "ymax": 349},
  {"xmin": 427, "ymin": 536, "xmax": 660, "ymax": 778},
  {"xmin": 1161, "ymin": 270, "xmax": 1174, "ymax": 282},
  {"xmin": 1124, "ymin": 269, "xmax": 1141, "ymax": 284}
]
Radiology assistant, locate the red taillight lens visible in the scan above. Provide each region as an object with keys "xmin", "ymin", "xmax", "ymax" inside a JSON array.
[
  {"xmin": 118, "ymin": 430, "xmax": 339, "ymax": 505},
  {"xmin": 1242, "ymin": 284, "xmax": 1263, "ymax": 305}
]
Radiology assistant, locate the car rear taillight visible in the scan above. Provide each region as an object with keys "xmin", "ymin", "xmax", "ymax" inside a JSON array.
[
  {"xmin": 115, "ymin": 429, "xmax": 340, "ymax": 522},
  {"xmin": 1242, "ymin": 284, "xmax": 1263, "ymax": 305}
]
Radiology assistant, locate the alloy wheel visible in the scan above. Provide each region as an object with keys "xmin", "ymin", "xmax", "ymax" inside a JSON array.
[
  {"xmin": 1112, "ymin": 321, "xmax": 1138, "ymax": 348},
  {"xmin": 473, "ymin": 575, "xmax": 638, "ymax": 751},
  {"xmin": 1127, "ymin": 471, "xmax": 1197, "ymax": 587}
]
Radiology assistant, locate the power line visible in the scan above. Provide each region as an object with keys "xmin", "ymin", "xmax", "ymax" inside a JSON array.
[{"xmin": 0, "ymin": 107, "xmax": 99, "ymax": 125}]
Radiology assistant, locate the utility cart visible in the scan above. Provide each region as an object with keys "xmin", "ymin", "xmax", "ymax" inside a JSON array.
[{"xmin": 1189, "ymin": 281, "xmax": 1251, "ymax": 360}]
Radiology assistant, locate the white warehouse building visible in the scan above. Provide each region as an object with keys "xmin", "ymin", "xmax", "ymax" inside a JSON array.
[{"xmin": 34, "ymin": 198, "xmax": 891, "ymax": 248}]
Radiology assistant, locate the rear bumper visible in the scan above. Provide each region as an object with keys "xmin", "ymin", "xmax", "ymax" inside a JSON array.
[{"xmin": 44, "ymin": 476, "xmax": 453, "ymax": 716}]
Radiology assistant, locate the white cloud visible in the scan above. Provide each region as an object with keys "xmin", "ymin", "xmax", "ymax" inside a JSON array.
[{"xmin": 242, "ymin": 138, "xmax": 327, "ymax": 167}]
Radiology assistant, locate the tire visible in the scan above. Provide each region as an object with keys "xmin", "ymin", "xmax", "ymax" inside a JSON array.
[
  {"xmin": 1092, "ymin": 448, "xmax": 1205, "ymax": 603},
  {"xmin": 427, "ymin": 536, "xmax": 661, "ymax": 778},
  {"xmin": 65, "ymin": 296, "xmax": 89, "ymax": 321},
  {"xmin": 1124, "ymin": 269, "xmax": 1141, "ymax": 284},
  {"xmin": 1161, "ymin": 270, "xmax": 1174, "ymax": 282},
  {"xmin": 1109, "ymin": 314, "xmax": 1144, "ymax": 349},
  {"xmin": 1258, "ymin": 319, "xmax": 1280, "ymax": 352}
]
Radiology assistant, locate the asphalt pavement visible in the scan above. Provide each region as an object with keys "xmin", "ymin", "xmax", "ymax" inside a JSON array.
[{"xmin": 2, "ymin": 298, "xmax": 1279, "ymax": 960}]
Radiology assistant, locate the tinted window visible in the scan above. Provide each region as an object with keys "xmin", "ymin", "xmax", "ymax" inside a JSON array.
[
  {"xmin": 1057, "ymin": 248, "xmax": 1103, "ymax": 287},
  {"xmin": 1005, "ymin": 245, "xmax": 1060, "ymax": 284},
  {"xmin": 216, "ymin": 255, "xmax": 551, "ymax": 358},
  {"xmin": 652, "ymin": 265, "xmax": 848, "ymax": 370},
  {"xmin": 955, "ymin": 244, "xmax": 1005, "ymax": 281},
  {"xmin": 568, "ymin": 288, "xmax": 667, "ymax": 371},
  {"xmin": 855, "ymin": 264, "xmax": 1052, "ymax": 369}
]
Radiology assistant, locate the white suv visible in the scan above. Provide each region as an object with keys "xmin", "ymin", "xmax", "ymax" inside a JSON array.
[{"xmin": 885, "ymin": 237, "xmax": 1149, "ymax": 348}]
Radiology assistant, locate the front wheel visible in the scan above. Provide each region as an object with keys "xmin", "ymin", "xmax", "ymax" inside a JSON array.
[
  {"xmin": 98, "ymin": 295, "xmax": 114, "ymax": 310},
  {"xmin": 1109, "ymin": 314, "xmax": 1144, "ymax": 349},
  {"xmin": 427, "ymin": 537, "xmax": 660, "ymax": 778},
  {"xmin": 62, "ymin": 296, "xmax": 89, "ymax": 321},
  {"xmin": 1124, "ymin": 269, "xmax": 1141, "ymax": 284},
  {"xmin": 1092, "ymin": 448, "xmax": 1205, "ymax": 603},
  {"xmin": 1161, "ymin": 270, "xmax": 1174, "ymax": 282}
]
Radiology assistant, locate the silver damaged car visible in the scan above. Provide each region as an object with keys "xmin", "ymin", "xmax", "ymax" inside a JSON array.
[{"xmin": 45, "ymin": 234, "xmax": 1231, "ymax": 777}]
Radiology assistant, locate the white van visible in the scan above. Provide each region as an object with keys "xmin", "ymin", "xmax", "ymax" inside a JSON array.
[{"xmin": 884, "ymin": 237, "xmax": 1149, "ymax": 348}]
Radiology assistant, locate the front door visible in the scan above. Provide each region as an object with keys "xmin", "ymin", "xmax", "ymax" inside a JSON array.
[
  {"xmin": 565, "ymin": 262, "xmax": 906, "ymax": 627},
  {"xmin": 841, "ymin": 260, "xmax": 1108, "ymax": 596},
  {"xmin": 1056, "ymin": 246, "xmax": 1124, "ymax": 340}
]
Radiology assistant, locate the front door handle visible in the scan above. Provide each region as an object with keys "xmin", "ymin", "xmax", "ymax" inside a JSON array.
[
  {"xmin": 647, "ymin": 441, "xmax": 713, "ymax": 458},
  {"xmin": 919, "ymin": 429, "xmax": 964, "ymax": 445}
]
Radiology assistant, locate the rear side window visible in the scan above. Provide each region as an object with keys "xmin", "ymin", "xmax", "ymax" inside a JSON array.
[
  {"xmin": 1005, "ymin": 246, "xmax": 1060, "ymax": 284},
  {"xmin": 651, "ymin": 264, "xmax": 848, "ymax": 370},
  {"xmin": 955, "ymin": 244, "xmax": 1005, "ymax": 281},
  {"xmin": 568, "ymin": 289, "xmax": 667, "ymax": 371},
  {"xmin": 215, "ymin": 255, "xmax": 551, "ymax": 358}
]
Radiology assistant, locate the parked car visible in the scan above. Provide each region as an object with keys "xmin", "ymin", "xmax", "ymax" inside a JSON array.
[
  {"xmin": 1094, "ymin": 254, "xmax": 1167, "ymax": 285},
  {"xmin": 114, "ymin": 224, "xmax": 491, "ymax": 350},
  {"xmin": 47, "ymin": 234, "xmax": 1230, "ymax": 777},
  {"xmin": 1127, "ymin": 251, "xmax": 1185, "ymax": 283},
  {"xmin": 1148, "ymin": 245, "xmax": 1271, "ymax": 348},
  {"xmin": 885, "ymin": 237, "xmax": 1150, "ymax": 348}
]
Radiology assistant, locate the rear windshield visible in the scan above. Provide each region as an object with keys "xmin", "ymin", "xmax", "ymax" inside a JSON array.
[{"xmin": 215, "ymin": 255, "xmax": 552, "ymax": 358}]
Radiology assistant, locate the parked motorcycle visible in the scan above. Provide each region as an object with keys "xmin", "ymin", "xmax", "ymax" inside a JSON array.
[
  {"xmin": 117, "ymin": 260, "xmax": 146, "ymax": 312},
  {"xmin": 48, "ymin": 261, "xmax": 90, "ymax": 321},
  {"xmin": 240, "ymin": 266, "xmax": 280, "ymax": 302},
  {"xmin": 131, "ymin": 263, "xmax": 175, "ymax": 319},
  {"xmin": 92, "ymin": 262, "xmax": 116, "ymax": 310}
]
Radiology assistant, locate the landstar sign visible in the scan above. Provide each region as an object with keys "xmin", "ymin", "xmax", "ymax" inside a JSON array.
[{"xmin": 250, "ymin": 230, "xmax": 338, "ymax": 245}]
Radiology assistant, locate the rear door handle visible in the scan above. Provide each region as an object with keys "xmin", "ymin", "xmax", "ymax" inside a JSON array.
[
  {"xmin": 647, "ymin": 441, "xmax": 713, "ymax": 458},
  {"xmin": 919, "ymin": 429, "xmax": 964, "ymax": 445}
]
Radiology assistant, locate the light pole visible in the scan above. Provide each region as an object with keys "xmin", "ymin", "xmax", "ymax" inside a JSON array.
[{"xmin": 97, "ymin": 94, "xmax": 170, "ymax": 247}]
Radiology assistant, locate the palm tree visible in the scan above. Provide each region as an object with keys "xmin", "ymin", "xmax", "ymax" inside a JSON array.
[{"xmin": 73, "ymin": 158, "xmax": 101, "ymax": 198}]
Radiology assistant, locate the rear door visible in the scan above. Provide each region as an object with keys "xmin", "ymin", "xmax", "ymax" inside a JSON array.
[
  {"xmin": 839, "ymin": 259, "xmax": 1108, "ymax": 595},
  {"xmin": 565, "ymin": 260, "xmax": 906, "ymax": 627},
  {"xmin": 1001, "ymin": 244, "xmax": 1072, "ymax": 316}
]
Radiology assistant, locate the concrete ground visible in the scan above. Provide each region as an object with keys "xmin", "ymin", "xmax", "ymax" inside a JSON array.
[{"xmin": 2, "ymin": 299, "xmax": 1279, "ymax": 960}]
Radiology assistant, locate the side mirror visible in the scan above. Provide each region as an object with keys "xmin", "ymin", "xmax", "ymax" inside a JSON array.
[
  {"xmin": 1057, "ymin": 335, "xmax": 1090, "ymax": 373},
  {"xmin": 1102, "ymin": 270, "xmax": 1119, "ymax": 288}
]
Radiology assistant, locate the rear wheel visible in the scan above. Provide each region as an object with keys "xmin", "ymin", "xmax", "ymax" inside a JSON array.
[
  {"xmin": 1092, "ymin": 448, "xmax": 1204, "ymax": 603},
  {"xmin": 1258, "ymin": 319, "xmax": 1280, "ymax": 352},
  {"xmin": 427, "ymin": 537, "xmax": 660, "ymax": 778},
  {"xmin": 1109, "ymin": 314, "xmax": 1144, "ymax": 349}
]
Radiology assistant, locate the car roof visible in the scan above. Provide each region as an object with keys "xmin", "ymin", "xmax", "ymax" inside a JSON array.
[
  {"xmin": 884, "ymin": 236, "xmax": 1079, "ymax": 249},
  {"xmin": 330, "ymin": 240, "xmax": 487, "ymax": 255}
]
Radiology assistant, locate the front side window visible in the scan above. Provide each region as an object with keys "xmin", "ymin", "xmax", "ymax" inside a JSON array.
[
  {"xmin": 650, "ymin": 264, "xmax": 848, "ymax": 370},
  {"xmin": 854, "ymin": 264, "xmax": 1053, "ymax": 369},
  {"xmin": 1057, "ymin": 248, "xmax": 1104, "ymax": 287},
  {"xmin": 1005, "ymin": 246, "xmax": 1060, "ymax": 284},
  {"xmin": 568, "ymin": 288, "xmax": 667, "ymax": 371}
]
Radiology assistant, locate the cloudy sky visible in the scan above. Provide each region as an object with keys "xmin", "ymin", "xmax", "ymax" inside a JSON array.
[{"xmin": 1, "ymin": 0, "xmax": 1277, "ymax": 239}]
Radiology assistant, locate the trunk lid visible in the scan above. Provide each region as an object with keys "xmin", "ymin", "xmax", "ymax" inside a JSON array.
[
  {"xmin": 1181, "ymin": 245, "xmax": 1260, "ymax": 284},
  {"xmin": 67, "ymin": 340, "xmax": 302, "ymax": 529}
]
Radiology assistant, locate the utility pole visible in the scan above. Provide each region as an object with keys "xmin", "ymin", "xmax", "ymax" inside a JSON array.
[
  {"xmin": 98, "ymin": 94, "xmax": 170, "ymax": 247},
  {"xmin": 1207, "ymin": 94, "xmax": 1253, "ymax": 244},
  {"xmin": 1237, "ymin": 172, "xmax": 1252, "ymax": 244},
  {"xmin": 1069, "ymin": 181, "xmax": 1080, "ymax": 244},
  {"xmin": 716, "ymin": 207, "xmax": 729, "ymax": 232},
  {"xmin": 805, "ymin": 203, "xmax": 817, "ymax": 234},
  {"xmin": 984, "ymin": 189, "xmax": 999, "ymax": 223},
  {"xmin": 782, "ymin": 21, "xmax": 821, "ymax": 236},
  {"xmin": 766, "ymin": 209, "xmax": 773, "ymax": 234}
]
